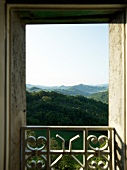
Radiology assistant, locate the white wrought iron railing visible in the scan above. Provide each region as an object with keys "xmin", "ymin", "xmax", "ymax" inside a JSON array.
[{"xmin": 21, "ymin": 126, "xmax": 115, "ymax": 170}]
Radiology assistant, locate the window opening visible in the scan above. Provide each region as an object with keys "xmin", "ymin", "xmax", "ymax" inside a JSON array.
[
  {"xmin": 25, "ymin": 23, "xmax": 109, "ymax": 170},
  {"xmin": 26, "ymin": 23, "xmax": 109, "ymax": 126}
]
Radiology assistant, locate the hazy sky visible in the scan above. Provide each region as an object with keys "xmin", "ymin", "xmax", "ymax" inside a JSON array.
[{"xmin": 26, "ymin": 24, "xmax": 109, "ymax": 86}]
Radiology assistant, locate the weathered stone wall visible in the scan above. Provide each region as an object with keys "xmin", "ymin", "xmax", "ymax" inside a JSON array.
[
  {"xmin": 0, "ymin": 1, "xmax": 5, "ymax": 170},
  {"xmin": 109, "ymin": 12, "xmax": 126, "ymax": 169},
  {"xmin": 10, "ymin": 11, "xmax": 26, "ymax": 170},
  {"xmin": 3, "ymin": 4, "xmax": 126, "ymax": 170}
]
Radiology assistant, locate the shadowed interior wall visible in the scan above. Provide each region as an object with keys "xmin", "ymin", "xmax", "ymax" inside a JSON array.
[
  {"xmin": 126, "ymin": 8, "xmax": 127, "ymax": 169},
  {"xmin": 0, "ymin": 1, "xmax": 5, "ymax": 170},
  {"xmin": 9, "ymin": 11, "xmax": 26, "ymax": 170},
  {"xmin": 109, "ymin": 11, "xmax": 126, "ymax": 169}
]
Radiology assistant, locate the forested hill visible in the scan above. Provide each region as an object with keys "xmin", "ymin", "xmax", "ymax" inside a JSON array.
[
  {"xmin": 26, "ymin": 90, "xmax": 108, "ymax": 126},
  {"xmin": 88, "ymin": 90, "xmax": 108, "ymax": 104}
]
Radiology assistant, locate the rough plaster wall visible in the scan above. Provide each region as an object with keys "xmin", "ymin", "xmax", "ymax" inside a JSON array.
[
  {"xmin": 0, "ymin": 1, "xmax": 5, "ymax": 170},
  {"xmin": 109, "ymin": 12, "xmax": 126, "ymax": 169},
  {"xmin": 10, "ymin": 11, "xmax": 26, "ymax": 170}
]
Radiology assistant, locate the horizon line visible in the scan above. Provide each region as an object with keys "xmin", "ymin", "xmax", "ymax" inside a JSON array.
[{"xmin": 26, "ymin": 83, "xmax": 109, "ymax": 87}]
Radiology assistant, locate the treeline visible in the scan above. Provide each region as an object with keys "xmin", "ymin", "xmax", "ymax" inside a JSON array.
[
  {"xmin": 26, "ymin": 90, "xmax": 108, "ymax": 126},
  {"xmin": 88, "ymin": 90, "xmax": 108, "ymax": 104}
]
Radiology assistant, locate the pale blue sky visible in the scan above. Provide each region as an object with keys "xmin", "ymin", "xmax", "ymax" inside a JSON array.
[{"xmin": 26, "ymin": 24, "xmax": 109, "ymax": 86}]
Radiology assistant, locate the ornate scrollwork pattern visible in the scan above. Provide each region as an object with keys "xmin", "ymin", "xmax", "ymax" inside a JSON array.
[
  {"xmin": 21, "ymin": 127, "xmax": 114, "ymax": 170},
  {"xmin": 87, "ymin": 135, "xmax": 109, "ymax": 170},
  {"xmin": 87, "ymin": 135, "xmax": 108, "ymax": 151},
  {"xmin": 25, "ymin": 136, "xmax": 47, "ymax": 169}
]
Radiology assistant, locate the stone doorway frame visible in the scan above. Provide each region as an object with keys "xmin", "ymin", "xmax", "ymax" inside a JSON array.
[{"xmin": 1, "ymin": 4, "xmax": 127, "ymax": 170}]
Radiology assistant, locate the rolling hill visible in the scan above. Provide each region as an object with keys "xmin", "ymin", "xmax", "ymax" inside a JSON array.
[
  {"xmin": 26, "ymin": 84, "xmax": 108, "ymax": 98},
  {"xmin": 88, "ymin": 90, "xmax": 108, "ymax": 104},
  {"xmin": 26, "ymin": 90, "xmax": 108, "ymax": 126}
]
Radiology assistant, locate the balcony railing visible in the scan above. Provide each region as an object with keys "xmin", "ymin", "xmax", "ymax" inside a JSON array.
[{"xmin": 21, "ymin": 126, "xmax": 114, "ymax": 170}]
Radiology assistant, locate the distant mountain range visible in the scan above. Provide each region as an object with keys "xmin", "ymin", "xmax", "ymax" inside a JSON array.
[{"xmin": 26, "ymin": 83, "xmax": 108, "ymax": 98}]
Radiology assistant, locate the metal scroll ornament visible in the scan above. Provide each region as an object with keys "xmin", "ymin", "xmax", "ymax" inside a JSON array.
[
  {"xmin": 26, "ymin": 136, "xmax": 47, "ymax": 170},
  {"xmin": 87, "ymin": 135, "xmax": 109, "ymax": 170}
]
